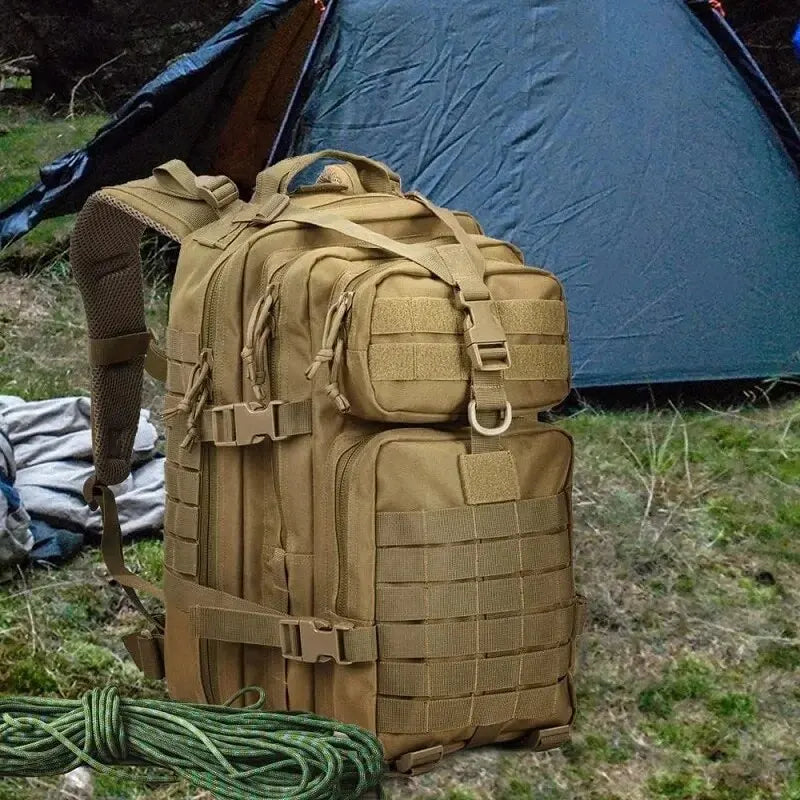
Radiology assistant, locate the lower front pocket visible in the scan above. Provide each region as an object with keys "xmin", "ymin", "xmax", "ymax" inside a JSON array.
[{"xmin": 328, "ymin": 421, "xmax": 579, "ymax": 749}]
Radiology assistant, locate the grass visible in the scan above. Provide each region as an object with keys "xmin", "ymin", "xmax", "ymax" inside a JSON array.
[
  {"xmin": 0, "ymin": 110, "xmax": 798, "ymax": 800},
  {"xmin": 0, "ymin": 105, "xmax": 106, "ymax": 260}
]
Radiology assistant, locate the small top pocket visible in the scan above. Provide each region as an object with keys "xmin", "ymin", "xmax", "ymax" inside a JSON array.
[{"xmin": 332, "ymin": 255, "xmax": 570, "ymax": 423}]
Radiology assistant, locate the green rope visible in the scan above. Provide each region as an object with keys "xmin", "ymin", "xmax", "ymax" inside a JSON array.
[{"xmin": 0, "ymin": 686, "xmax": 383, "ymax": 799}]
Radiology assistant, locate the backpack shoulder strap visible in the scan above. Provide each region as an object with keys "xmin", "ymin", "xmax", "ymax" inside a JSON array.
[
  {"xmin": 71, "ymin": 162, "xmax": 239, "ymax": 627},
  {"xmin": 71, "ymin": 161, "xmax": 239, "ymax": 488}
]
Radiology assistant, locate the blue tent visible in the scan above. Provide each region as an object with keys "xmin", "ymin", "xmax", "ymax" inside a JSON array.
[{"xmin": 2, "ymin": 0, "xmax": 799, "ymax": 387}]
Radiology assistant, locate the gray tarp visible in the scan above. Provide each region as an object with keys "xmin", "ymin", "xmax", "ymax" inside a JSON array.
[{"xmin": 0, "ymin": 397, "xmax": 164, "ymax": 544}]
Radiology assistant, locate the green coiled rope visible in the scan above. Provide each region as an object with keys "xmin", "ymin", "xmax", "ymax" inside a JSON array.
[{"xmin": 0, "ymin": 686, "xmax": 384, "ymax": 799}]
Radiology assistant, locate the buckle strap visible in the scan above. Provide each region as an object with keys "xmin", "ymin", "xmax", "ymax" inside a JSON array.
[
  {"xmin": 188, "ymin": 607, "xmax": 376, "ymax": 665},
  {"xmin": 210, "ymin": 400, "xmax": 310, "ymax": 446},
  {"xmin": 456, "ymin": 293, "xmax": 511, "ymax": 372},
  {"xmin": 163, "ymin": 397, "xmax": 312, "ymax": 446},
  {"xmin": 279, "ymin": 619, "xmax": 355, "ymax": 665},
  {"xmin": 165, "ymin": 572, "xmax": 376, "ymax": 664}
]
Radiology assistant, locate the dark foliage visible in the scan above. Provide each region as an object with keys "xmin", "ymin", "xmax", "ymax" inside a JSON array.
[
  {"xmin": 724, "ymin": 0, "xmax": 800, "ymax": 122},
  {"xmin": 0, "ymin": 1, "xmax": 250, "ymax": 108}
]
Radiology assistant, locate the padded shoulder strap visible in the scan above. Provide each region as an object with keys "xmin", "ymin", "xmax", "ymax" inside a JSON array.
[{"xmin": 71, "ymin": 161, "xmax": 239, "ymax": 486}]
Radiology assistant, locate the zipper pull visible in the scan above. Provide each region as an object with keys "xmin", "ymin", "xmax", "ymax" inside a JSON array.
[
  {"xmin": 324, "ymin": 337, "xmax": 351, "ymax": 413},
  {"xmin": 305, "ymin": 291, "xmax": 353, "ymax": 380},
  {"xmin": 163, "ymin": 349, "xmax": 213, "ymax": 449},
  {"xmin": 241, "ymin": 287, "xmax": 277, "ymax": 403}
]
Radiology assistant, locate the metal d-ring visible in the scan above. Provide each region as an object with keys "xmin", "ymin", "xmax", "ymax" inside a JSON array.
[{"xmin": 468, "ymin": 400, "xmax": 513, "ymax": 436}]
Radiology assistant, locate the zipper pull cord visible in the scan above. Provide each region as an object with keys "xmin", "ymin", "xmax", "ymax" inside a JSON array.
[
  {"xmin": 324, "ymin": 337, "xmax": 351, "ymax": 413},
  {"xmin": 162, "ymin": 349, "xmax": 213, "ymax": 449},
  {"xmin": 241, "ymin": 289, "xmax": 276, "ymax": 403},
  {"xmin": 305, "ymin": 291, "xmax": 353, "ymax": 380}
]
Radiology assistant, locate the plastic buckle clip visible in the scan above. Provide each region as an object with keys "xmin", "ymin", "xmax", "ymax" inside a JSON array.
[
  {"xmin": 456, "ymin": 292, "xmax": 511, "ymax": 371},
  {"xmin": 279, "ymin": 619, "xmax": 353, "ymax": 665},
  {"xmin": 211, "ymin": 401, "xmax": 286, "ymax": 446}
]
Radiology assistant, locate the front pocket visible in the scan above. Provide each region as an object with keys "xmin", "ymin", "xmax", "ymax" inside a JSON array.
[
  {"xmin": 328, "ymin": 422, "xmax": 580, "ymax": 748},
  {"xmin": 337, "ymin": 258, "xmax": 570, "ymax": 423}
]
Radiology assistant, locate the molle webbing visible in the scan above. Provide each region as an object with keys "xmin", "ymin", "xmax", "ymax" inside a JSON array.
[
  {"xmin": 376, "ymin": 533, "xmax": 571, "ymax": 583},
  {"xmin": 165, "ymin": 536, "xmax": 198, "ymax": 576},
  {"xmin": 378, "ymin": 644, "xmax": 572, "ymax": 698},
  {"xmin": 375, "ymin": 493, "xmax": 569, "ymax": 546},
  {"xmin": 375, "ymin": 568, "xmax": 574, "ymax": 621},
  {"xmin": 164, "ymin": 463, "xmax": 201, "ymax": 506},
  {"xmin": 377, "ymin": 604, "xmax": 577, "ymax": 660},
  {"xmin": 370, "ymin": 297, "xmax": 566, "ymax": 336},
  {"xmin": 367, "ymin": 343, "xmax": 569, "ymax": 382},
  {"xmin": 377, "ymin": 680, "xmax": 570, "ymax": 734}
]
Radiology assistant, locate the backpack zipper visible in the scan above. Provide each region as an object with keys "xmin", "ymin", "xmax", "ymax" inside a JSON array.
[
  {"xmin": 333, "ymin": 438, "xmax": 370, "ymax": 615},
  {"xmin": 197, "ymin": 251, "xmax": 241, "ymax": 705}
]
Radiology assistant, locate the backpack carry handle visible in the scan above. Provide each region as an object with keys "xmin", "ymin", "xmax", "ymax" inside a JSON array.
[{"xmin": 253, "ymin": 149, "xmax": 402, "ymax": 200}]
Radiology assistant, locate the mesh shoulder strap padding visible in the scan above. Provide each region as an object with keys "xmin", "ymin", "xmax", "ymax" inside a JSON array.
[{"xmin": 71, "ymin": 161, "xmax": 239, "ymax": 486}]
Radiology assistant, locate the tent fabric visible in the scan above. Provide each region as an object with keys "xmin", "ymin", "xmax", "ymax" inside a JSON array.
[{"xmin": 1, "ymin": 0, "xmax": 799, "ymax": 388}]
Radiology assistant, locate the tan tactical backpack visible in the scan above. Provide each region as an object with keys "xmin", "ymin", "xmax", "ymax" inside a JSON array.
[{"xmin": 72, "ymin": 150, "xmax": 585, "ymax": 773}]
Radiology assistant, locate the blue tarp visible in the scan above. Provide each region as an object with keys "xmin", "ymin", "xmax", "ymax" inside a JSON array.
[{"xmin": 2, "ymin": 0, "xmax": 799, "ymax": 388}]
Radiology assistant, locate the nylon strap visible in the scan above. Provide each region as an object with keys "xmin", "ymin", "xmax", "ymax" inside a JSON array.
[
  {"xmin": 190, "ymin": 607, "xmax": 377, "ymax": 663},
  {"xmin": 164, "ymin": 500, "xmax": 200, "ymax": 541},
  {"xmin": 163, "ymin": 571, "xmax": 377, "ymax": 663},
  {"xmin": 162, "ymin": 396, "xmax": 312, "ymax": 445},
  {"xmin": 378, "ymin": 644, "xmax": 571, "ymax": 698},
  {"xmin": 375, "ymin": 493, "xmax": 569, "ymax": 547},
  {"xmin": 367, "ymin": 343, "xmax": 569, "ymax": 381},
  {"xmin": 376, "ymin": 531, "xmax": 570, "ymax": 584},
  {"xmin": 377, "ymin": 680, "xmax": 568, "ymax": 734},
  {"xmin": 271, "ymin": 203, "xmax": 456, "ymax": 285},
  {"xmin": 83, "ymin": 481, "xmax": 165, "ymax": 630},
  {"xmin": 88, "ymin": 331, "xmax": 151, "ymax": 367},
  {"xmin": 408, "ymin": 194, "xmax": 487, "ymax": 298},
  {"xmin": 123, "ymin": 631, "xmax": 165, "ymax": 680},
  {"xmin": 71, "ymin": 162, "xmax": 238, "ymax": 486},
  {"xmin": 164, "ymin": 535, "xmax": 198, "ymax": 577},
  {"xmin": 370, "ymin": 297, "xmax": 566, "ymax": 336},
  {"xmin": 164, "ymin": 463, "xmax": 201, "ymax": 506},
  {"xmin": 376, "ymin": 568, "xmax": 574, "ymax": 622},
  {"xmin": 144, "ymin": 337, "xmax": 168, "ymax": 382},
  {"xmin": 377, "ymin": 604, "xmax": 577, "ymax": 659}
]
